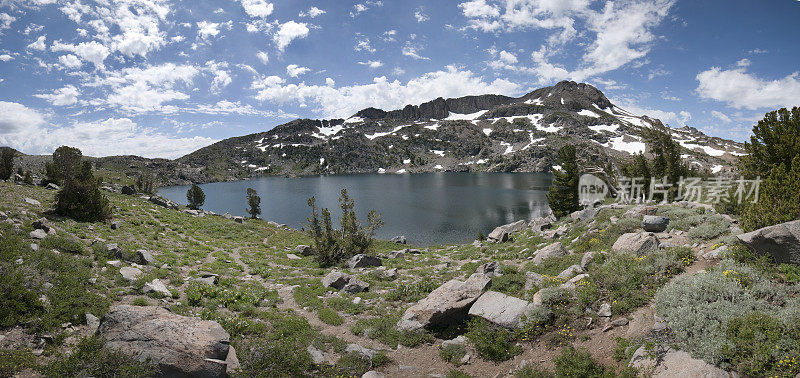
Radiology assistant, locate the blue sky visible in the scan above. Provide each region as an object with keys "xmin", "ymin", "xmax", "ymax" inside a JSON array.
[{"xmin": 0, "ymin": 0, "xmax": 798, "ymax": 158}]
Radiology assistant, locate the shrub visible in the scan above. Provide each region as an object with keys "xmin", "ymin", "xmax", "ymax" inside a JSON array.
[
  {"xmin": 186, "ymin": 184, "xmax": 205, "ymax": 210},
  {"xmin": 553, "ymin": 346, "xmax": 609, "ymax": 378},
  {"xmin": 439, "ymin": 343, "xmax": 467, "ymax": 366},
  {"xmin": 515, "ymin": 364, "xmax": 552, "ymax": 378},
  {"xmin": 306, "ymin": 190, "xmax": 384, "ymax": 267},
  {"xmin": 385, "ymin": 281, "xmax": 438, "ymax": 302},
  {"xmin": 741, "ymin": 156, "xmax": 800, "ymax": 231},
  {"xmin": 135, "ymin": 171, "xmax": 155, "ymax": 194},
  {"xmin": 317, "ymin": 307, "xmax": 344, "ymax": 326},
  {"xmin": 465, "ymin": 318, "xmax": 521, "ymax": 362},
  {"xmin": 40, "ymin": 234, "xmax": 87, "ymax": 255},
  {"xmin": 44, "ymin": 145, "xmax": 82, "ymax": 186},
  {"xmin": 0, "ymin": 348, "xmax": 37, "ymax": 377},
  {"xmin": 687, "ymin": 215, "xmax": 731, "ymax": 240},
  {"xmin": 351, "ymin": 315, "xmax": 432, "ymax": 348},
  {"xmin": 491, "ymin": 265, "xmax": 526, "ymax": 298},
  {"xmin": 236, "ymin": 315, "xmax": 316, "ymax": 377},
  {"xmin": 332, "ymin": 351, "xmax": 389, "ymax": 377},
  {"xmin": 447, "ymin": 370, "xmax": 474, "ymax": 378},
  {"xmin": 721, "ymin": 312, "xmax": 800, "ymax": 377},
  {"xmin": 40, "ymin": 336, "xmax": 157, "ymax": 377},
  {"xmin": 132, "ymin": 298, "xmax": 149, "ymax": 306}
]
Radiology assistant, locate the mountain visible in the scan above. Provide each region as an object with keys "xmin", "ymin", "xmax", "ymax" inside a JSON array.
[{"xmin": 142, "ymin": 81, "xmax": 742, "ymax": 185}]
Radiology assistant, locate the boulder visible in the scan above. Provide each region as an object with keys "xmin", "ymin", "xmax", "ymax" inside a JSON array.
[
  {"xmin": 533, "ymin": 242, "xmax": 567, "ymax": 265},
  {"xmin": 642, "ymin": 215, "xmax": 670, "ymax": 232},
  {"xmin": 110, "ymin": 220, "xmax": 122, "ymax": 230},
  {"xmin": 32, "ymin": 218, "xmax": 53, "ymax": 233},
  {"xmin": 24, "ymin": 197, "xmax": 41, "ymax": 206},
  {"xmin": 29, "ymin": 229, "xmax": 47, "ymax": 239},
  {"xmin": 195, "ymin": 273, "xmax": 218, "ymax": 286},
  {"xmin": 348, "ymin": 254, "xmax": 382, "ymax": 269},
  {"xmin": 107, "ymin": 243, "xmax": 123, "ymax": 259},
  {"xmin": 570, "ymin": 208, "xmax": 597, "ymax": 222},
  {"xmin": 233, "ymin": 216, "xmax": 244, "ymax": 224},
  {"xmin": 306, "ymin": 345, "xmax": 326, "ymax": 365},
  {"xmin": 629, "ymin": 346, "xmax": 732, "ymax": 378},
  {"xmin": 286, "ymin": 253, "xmax": 302, "ymax": 260},
  {"xmin": 45, "ymin": 183, "xmax": 60, "ymax": 190},
  {"xmin": 362, "ymin": 371, "xmax": 386, "ymax": 378},
  {"xmin": 391, "ymin": 236, "xmax": 407, "ymax": 244},
  {"xmin": 294, "ymin": 245, "xmax": 314, "ymax": 256},
  {"xmin": 142, "ymin": 279, "xmax": 172, "ymax": 297},
  {"xmin": 487, "ymin": 227, "xmax": 509, "ymax": 243},
  {"xmin": 119, "ymin": 267, "xmax": 143, "ymax": 281},
  {"xmin": 468, "ymin": 291, "xmax": 535, "ymax": 328},
  {"xmin": 524, "ymin": 272, "xmax": 546, "ymax": 292},
  {"xmin": 580, "ymin": 251, "xmax": 598, "ymax": 270},
  {"xmin": 499, "ymin": 220, "xmax": 528, "ymax": 234},
  {"xmin": 98, "ymin": 305, "xmax": 235, "ymax": 377},
  {"xmin": 560, "ymin": 274, "xmax": 588, "ymax": 290},
  {"xmin": 121, "ymin": 185, "xmax": 137, "ymax": 195},
  {"xmin": 137, "ymin": 250, "xmax": 155, "ymax": 265},
  {"xmin": 322, "ymin": 271, "xmax": 351, "ymax": 290},
  {"xmin": 612, "ymin": 232, "xmax": 659, "ymax": 256},
  {"xmin": 598, "ymin": 303, "xmax": 612, "ymax": 317},
  {"xmin": 475, "ymin": 261, "xmax": 503, "ymax": 278},
  {"xmin": 387, "ymin": 250, "xmax": 405, "ymax": 259},
  {"xmin": 343, "ymin": 277, "xmax": 370, "ymax": 294},
  {"xmin": 556, "ymin": 265, "xmax": 584, "ymax": 280},
  {"xmin": 397, "ymin": 273, "xmax": 491, "ymax": 331},
  {"xmin": 737, "ymin": 220, "xmax": 800, "ymax": 265},
  {"xmin": 149, "ymin": 196, "xmax": 179, "ymax": 210},
  {"xmin": 529, "ymin": 214, "xmax": 556, "ymax": 233},
  {"xmin": 86, "ymin": 313, "xmax": 100, "ymax": 333},
  {"xmin": 345, "ymin": 343, "xmax": 376, "ymax": 359},
  {"xmin": 542, "ymin": 225, "xmax": 568, "ymax": 240},
  {"xmin": 441, "ymin": 335, "xmax": 467, "ymax": 348}
]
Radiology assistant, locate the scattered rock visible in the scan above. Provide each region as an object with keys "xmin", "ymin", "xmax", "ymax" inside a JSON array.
[
  {"xmin": 442, "ymin": 335, "xmax": 467, "ymax": 348},
  {"xmin": 286, "ymin": 253, "xmax": 302, "ymax": 260},
  {"xmin": 294, "ymin": 245, "xmax": 314, "ymax": 256},
  {"xmin": 99, "ymin": 305, "xmax": 235, "ymax": 377},
  {"xmin": 149, "ymin": 196, "xmax": 179, "ymax": 210},
  {"xmin": 195, "ymin": 273, "xmax": 218, "ymax": 286},
  {"xmin": 110, "ymin": 220, "xmax": 122, "ymax": 230},
  {"xmin": 387, "ymin": 250, "xmax": 406, "ymax": 259},
  {"xmin": 29, "ymin": 229, "xmax": 47, "ymax": 239},
  {"xmin": 306, "ymin": 345, "xmax": 326, "ymax": 365},
  {"xmin": 142, "ymin": 279, "xmax": 172, "ymax": 297},
  {"xmin": 560, "ymin": 274, "xmax": 588, "ymax": 290},
  {"xmin": 397, "ymin": 273, "xmax": 491, "ymax": 331},
  {"xmin": 611, "ymin": 318, "xmax": 629, "ymax": 326},
  {"xmin": 702, "ymin": 246, "xmax": 727, "ymax": 260},
  {"xmin": 533, "ymin": 242, "xmax": 567, "ymax": 265},
  {"xmin": 348, "ymin": 254, "xmax": 382, "ymax": 269},
  {"xmin": 45, "ymin": 183, "xmax": 60, "ymax": 190},
  {"xmin": 653, "ymin": 315, "xmax": 668, "ymax": 332},
  {"xmin": 475, "ymin": 261, "xmax": 503, "ymax": 278},
  {"xmin": 487, "ymin": 227, "xmax": 509, "ymax": 243},
  {"xmin": 598, "ymin": 303, "xmax": 612, "ymax": 317},
  {"xmin": 107, "ymin": 260, "xmax": 122, "ymax": 267},
  {"xmin": 529, "ymin": 214, "xmax": 556, "ymax": 233},
  {"xmin": 737, "ymin": 220, "xmax": 800, "ymax": 265},
  {"xmin": 580, "ymin": 251, "xmax": 598, "ymax": 270},
  {"xmin": 542, "ymin": 225, "xmax": 569, "ymax": 239},
  {"xmin": 119, "ymin": 267, "xmax": 143, "ymax": 281},
  {"xmin": 524, "ymin": 272, "xmax": 546, "ymax": 292},
  {"xmin": 570, "ymin": 207, "xmax": 597, "ymax": 222},
  {"xmin": 24, "ymin": 197, "xmax": 41, "ymax": 206},
  {"xmin": 121, "ymin": 185, "xmax": 137, "ymax": 195},
  {"xmin": 612, "ymin": 232, "xmax": 660, "ymax": 256},
  {"xmin": 322, "ymin": 271, "xmax": 351, "ymax": 290},
  {"xmin": 498, "ymin": 220, "xmax": 528, "ymax": 234},
  {"xmin": 86, "ymin": 313, "xmax": 100, "ymax": 333},
  {"xmin": 362, "ymin": 371, "xmax": 386, "ymax": 378},
  {"xmin": 391, "ymin": 236, "xmax": 407, "ymax": 244},
  {"xmin": 32, "ymin": 218, "xmax": 53, "ymax": 233},
  {"xmin": 343, "ymin": 277, "xmax": 370, "ymax": 294},
  {"xmin": 642, "ymin": 215, "xmax": 670, "ymax": 232},
  {"xmin": 381, "ymin": 268, "xmax": 398, "ymax": 279},
  {"xmin": 345, "ymin": 343, "xmax": 376, "ymax": 359},
  {"xmin": 629, "ymin": 346, "xmax": 733, "ymax": 377},
  {"xmin": 233, "ymin": 216, "xmax": 244, "ymax": 224},
  {"xmin": 556, "ymin": 264, "xmax": 584, "ymax": 280},
  {"xmin": 107, "ymin": 243, "xmax": 122, "ymax": 258},
  {"xmin": 468, "ymin": 290, "xmax": 535, "ymax": 328},
  {"xmin": 137, "ymin": 250, "xmax": 155, "ymax": 265}
]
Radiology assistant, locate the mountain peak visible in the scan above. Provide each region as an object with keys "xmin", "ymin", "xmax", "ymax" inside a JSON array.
[{"xmin": 521, "ymin": 81, "xmax": 613, "ymax": 111}]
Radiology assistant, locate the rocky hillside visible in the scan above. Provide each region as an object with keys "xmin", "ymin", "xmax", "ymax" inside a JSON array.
[{"xmin": 169, "ymin": 81, "xmax": 745, "ymax": 185}]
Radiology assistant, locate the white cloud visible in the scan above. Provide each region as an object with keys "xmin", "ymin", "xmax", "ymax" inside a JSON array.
[
  {"xmin": 611, "ymin": 97, "xmax": 691, "ymax": 127},
  {"xmin": 696, "ymin": 66, "xmax": 800, "ymax": 110},
  {"xmin": 91, "ymin": 63, "xmax": 200, "ymax": 113},
  {"xmin": 251, "ymin": 65, "xmax": 520, "ymax": 119},
  {"xmin": 197, "ymin": 21, "xmax": 221, "ymax": 40},
  {"xmin": 27, "ymin": 35, "xmax": 47, "ymax": 50},
  {"xmin": 189, "ymin": 100, "xmax": 294, "ymax": 118},
  {"xmin": 286, "ymin": 64, "xmax": 311, "ymax": 77},
  {"xmin": 351, "ymin": 1, "xmax": 383, "ymax": 17},
  {"xmin": 0, "ymin": 54, "xmax": 12, "ymax": 62},
  {"xmin": 274, "ymin": 21, "xmax": 309, "ymax": 52},
  {"xmin": 358, "ymin": 60, "xmax": 383, "ymax": 68},
  {"xmin": 299, "ymin": 6, "xmax": 325, "ymax": 18},
  {"xmin": 402, "ymin": 42, "xmax": 429, "ymax": 60},
  {"xmin": 256, "ymin": 51, "xmax": 269, "ymax": 64},
  {"xmin": 325, "ymin": 77, "xmax": 335, "ymax": 87},
  {"xmin": 51, "ymin": 40, "xmax": 110, "ymax": 69},
  {"xmin": 736, "ymin": 58, "xmax": 751, "ymax": 67},
  {"xmin": 58, "ymin": 54, "xmax": 82, "ymax": 69},
  {"xmin": 711, "ymin": 110, "xmax": 731, "ymax": 123},
  {"xmin": 0, "ymin": 13, "xmax": 15, "ymax": 32},
  {"xmin": 499, "ymin": 50, "xmax": 517, "ymax": 64},
  {"xmin": 34, "ymin": 85, "xmax": 80, "ymax": 106},
  {"xmin": 414, "ymin": 8, "xmax": 429, "ymax": 23},
  {"xmin": 355, "ymin": 37, "xmax": 375, "ymax": 53},
  {"xmin": 206, "ymin": 61, "xmax": 232, "ymax": 91},
  {"xmin": 239, "ymin": 0, "xmax": 274, "ymax": 18},
  {"xmin": 382, "ymin": 29, "xmax": 397, "ymax": 42},
  {"xmin": 0, "ymin": 101, "xmax": 47, "ymax": 134},
  {"xmin": 459, "ymin": 0, "xmax": 500, "ymax": 18}
]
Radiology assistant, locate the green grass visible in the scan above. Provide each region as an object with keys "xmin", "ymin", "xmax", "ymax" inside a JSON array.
[
  {"xmin": 317, "ymin": 307, "xmax": 344, "ymax": 326},
  {"xmin": 351, "ymin": 314, "xmax": 433, "ymax": 348}
]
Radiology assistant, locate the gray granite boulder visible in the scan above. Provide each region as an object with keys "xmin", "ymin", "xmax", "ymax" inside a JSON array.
[
  {"xmin": 737, "ymin": 220, "xmax": 800, "ymax": 265},
  {"xmin": 397, "ymin": 273, "xmax": 491, "ymax": 331},
  {"xmin": 468, "ymin": 291, "xmax": 535, "ymax": 328},
  {"xmin": 642, "ymin": 215, "xmax": 670, "ymax": 232},
  {"xmin": 533, "ymin": 242, "xmax": 567, "ymax": 265},
  {"xmin": 612, "ymin": 232, "xmax": 659, "ymax": 256}
]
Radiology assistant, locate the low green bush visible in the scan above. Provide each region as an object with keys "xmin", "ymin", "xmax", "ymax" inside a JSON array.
[
  {"xmin": 0, "ymin": 348, "xmax": 37, "ymax": 377},
  {"xmin": 317, "ymin": 307, "xmax": 344, "ymax": 326},
  {"xmin": 385, "ymin": 281, "xmax": 438, "ymax": 302},
  {"xmin": 553, "ymin": 346, "xmax": 609, "ymax": 377},
  {"xmin": 721, "ymin": 311, "xmax": 800, "ymax": 377},
  {"xmin": 351, "ymin": 315, "xmax": 432, "ymax": 348},
  {"xmin": 491, "ymin": 265, "xmax": 526, "ymax": 298},
  {"xmin": 40, "ymin": 234, "xmax": 88, "ymax": 255},
  {"xmin": 40, "ymin": 336, "xmax": 156, "ymax": 377},
  {"xmin": 465, "ymin": 318, "xmax": 521, "ymax": 362},
  {"xmin": 439, "ymin": 343, "xmax": 467, "ymax": 366},
  {"xmin": 687, "ymin": 215, "xmax": 731, "ymax": 240},
  {"xmin": 235, "ymin": 315, "xmax": 316, "ymax": 377}
]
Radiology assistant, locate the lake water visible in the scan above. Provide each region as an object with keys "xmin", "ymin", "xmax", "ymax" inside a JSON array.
[{"xmin": 158, "ymin": 172, "xmax": 552, "ymax": 245}]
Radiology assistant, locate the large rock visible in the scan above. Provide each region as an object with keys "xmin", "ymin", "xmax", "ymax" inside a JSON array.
[
  {"xmin": 390, "ymin": 236, "xmax": 407, "ymax": 244},
  {"xmin": 737, "ymin": 220, "xmax": 800, "ymax": 265},
  {"xmin": 499, "ymin": 220, "xmax": 528, "ymax": 234},
  {"xmin": 397, "ymin": 273, "xmax": 491, "ymax": 331},
  {"xmin": 149, "ymin": 196, "xmax": 179, "ymax": 210},
  {"xmin": 524, "ymin": 272, "xmax": 546, "ymax": 292},
  {"xmin": 24, "ymin": 197, "xmax": 41, "ymax": 206},
  {"xmin": 348, "ymin": 254, "xmax": 382, "ymax": 269},
  {"xmin": 98, "ymin": 305, "xmax": 235, "ymax": 377},
  {"xmin": 556, "ymin": 265, "xmax": 584, "ymax": 280},
  {"xmin": 570, "ymin": 208, "xmax": 597, "ymax": 222},
  {"xmin": 580, "ymin": 251, "xmax": 598, "ymax": 270},
  {"xmin": 294, "ymin": 245, "xmax": 314, "ymax": 256},
  {"xmin": 629, "ymin": 346, "xmax": 733, "ymax": 378},
  {"xmin": 29, "ymin": 229, "xmax": 47, "ymax": 239},
  {"xmin": 642, "ymin": 215, "xmax": 670, "ymax": 232},
  {"xmin": 542, "ymin": 225, "xmax": 568, "ymax": 240},
  {"xmin": 121, "ymin": 185, "xmax": 137, "ymax": 195},
  {"xmin": 120, "ymin": 267, "xmax": 143, "ymax": 281},
  {"xmin": 487, "ymin": 227, "xmax": 509, "ymax": 243},
  {"xmin": 32, "ymin": 218, "xmax": 53, "ymax": 233},
  {"xmin": 529, "ymin": 214, "xmax": 556, "ymax": 233},
  {"xmin": 137, "ymin": 250, "xmax": 155, "ymax": 265},
  {"xmin": 343, "ymin": 277, "xmax": 370, "ymax": 294},
  {"xmin": 142, "ymin": 279, "xmax": 172, "ymax": 297},
  {"xmin": 475, "ymin": 261, "xmax": 503, "ymax": 278},
  {"xmin": 612, "ymin": 232, "xmax": 659, "ymax": 256},
  {"xmin": 468, "ymin": 291, "xmax": 535, "ymax": 328},
  {"xmin": 322, "ymin": 271, "xmax": 351, "ymax": 290},
  {"xmin": 533, "ymin": 242, "xmax": 567, "ymax": 265}
]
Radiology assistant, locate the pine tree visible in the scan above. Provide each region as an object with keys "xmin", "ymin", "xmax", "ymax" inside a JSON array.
[
  {"xmin": 44, "ymin": 146, "xmax": 82, "ymax": 186},
  {"xmin": 55, "ymin": 160, "xmax": 111, "ymax": 222},
  {"xmin": 0, "ymin": 147, "xmax": 14, "ymax": 180},
  {"xmin": 135, "ymin": 171, "xmax": 155, "ymax": 194},
  {"xmin": 740, "ymin": 156, "xmax": 800, "ymax": 231},
  {"xmin": 547, "ymin": 145, "xmax": 581, "ymax": 218},
  {"xmin": 186, "ymin": 184, "xmax": 205, "ymax": 210},
  {"xmin": 246, "ymin": 188, "xmax": 261, "ymax": 219}
]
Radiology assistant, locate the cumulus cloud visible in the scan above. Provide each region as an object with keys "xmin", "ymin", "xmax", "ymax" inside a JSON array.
[
  {"xmin": 34, "ymin": 85, "xmax": 81, "ymax": 106},
  {"xmin": 0, "ymin": 101, "xmax": 47, "ymax": 134},
  {"xmin": 27, "ymin": 35, "xmax": 47, "ymax": 50},
  {"xmin": 414, "ymin": 8, "xmax": 429, "ymax": 23},
  {"xmin": 274, "ymin": 21, "xmax": 309, "ymax": 52},
  {"xmin": 711, "ymin": 110, "xmax": 731, "ymax": 123},
  {"xmin": 696, "ymin": 66, "xmax": 800, "ymax": 110},
  {"xmin": 92, "ymin": 63, "xmax": 200, "ymax": 113},
  {"xmin": 351, "ymin": 1, "xmax": 382, "ymax": 17},
  {"xmin": 355, "ymin": 36, "xmax": 375, "ymax": 53},
  {"xmin": 58, "ymin": 54, "xmax": 82, "ymax": 68},
  {"xmin": 0, "ymin": 54, "xmax": 12, "ymax": 61},
  {"xmin": 51, "ymin": 40, "xmax": 110, "ymax": 69},
  {"xmin": 239, "ymin": 0, "xmax": 273, "ymax": 18},
  {"xmin": 251, "ymin": 65, "xmax": 520, "ymax": 119},
  {"xmin": 299, "ymin": 6, "xmax": 325, "ymax": 18},
  {"xmin": 196, "ymin": 21, "xmax": 221, "ymax": 40},
  {"xmin": 611, "ymin": 97, "xmax": 692, "ymax": 127},
  {"xmin": 358, "ymin": 60, "xmax": 383, "ymax": 68},
  {"xmin": 286, "ymin": 64, "xmax": 311, "ymax": 77},
  {"xmin": 0, "ymin": 13, "xmax": 15, "ymax": 32},
  {"xmin": 256, "ymin": 51, "xmax": 269, "ymax": 64},
  {"xmin": 402, "ymin": 42, "xmax": 429, "ymax": 60}
]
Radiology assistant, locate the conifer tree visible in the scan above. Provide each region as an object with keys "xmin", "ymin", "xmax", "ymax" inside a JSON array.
[
  {"xmin": 186, "ymin": 184, "xmax": 205, "ymax": 210},
  {"xmin": 0, "ymin": 147, "xmax": 14, "ymax": 180},
  {"xmin": 547, "ymin": 145, "xmax": 581, "ymax": 218},
  {"xmin": 246, "ymin": 188, "xmax": 261, "ymax": 219},
  {"xmin": 55, "ymin": 160, "xmax": 111, "ymax": 222},
  {"xmin": 44, "ymin": 146, "xmax": 82, "ymax": 186}
]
